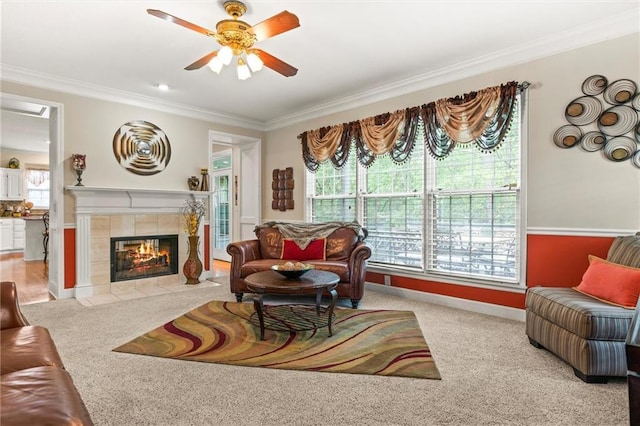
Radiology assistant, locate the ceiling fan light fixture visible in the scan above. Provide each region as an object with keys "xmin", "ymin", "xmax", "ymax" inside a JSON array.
[
  {"xmin": 237, "ymin": 58, "xmax": 251, "ymax": 80},
  {"xmin": 246, "ymin": 51, "xmax": 263, "ymax": 72},
  {"xmin": 148, "ymin": 2, "xmax": 299, "ymax": 78},
  {"xmin": 218, "ymin": 46, "xmax": 233, "ymax": 65},
  {"xmin": 208, "ymin": 56, "xmax": 224, "ymax": 74}
]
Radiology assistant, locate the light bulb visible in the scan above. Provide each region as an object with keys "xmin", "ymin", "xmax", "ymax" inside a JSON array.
[
  {"xmin": 237, "ymin": 58, "xmax": 251, "ymax": 80},
  {"xmin": 246, "ymin": 52, "xmax": 263, "ymax": 72},
  {"xmin": 218, "ymin": 46, "xmax": 233, "ymax": 65},
  {"xmin": 208, "ymin": 56, "xmax": 224, "ymax": 74}
]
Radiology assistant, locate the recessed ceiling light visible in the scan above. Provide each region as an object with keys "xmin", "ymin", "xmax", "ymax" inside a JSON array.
[
  {"xmin": 45, "ymin": 140, "xmax": 51, "ymax": 144},
  {"xmin": 154, "ymin": 83, "xmax": 169, "ymax": 91}
]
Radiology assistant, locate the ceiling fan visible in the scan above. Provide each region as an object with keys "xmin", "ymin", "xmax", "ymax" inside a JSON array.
[{"xmin": 147, "ymin": 1, "xmax": 300, "ymax": 79}]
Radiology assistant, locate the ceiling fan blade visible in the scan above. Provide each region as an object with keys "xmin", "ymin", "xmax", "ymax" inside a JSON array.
[
  {"xmin": 249, "ymin": 11, "xmax": 300, "ymax": 41},
  {"xmin": 185, "ymin": 50, "xmax": 219, "ymax": 71},
  {"xmin": 147, "ymin": 9, "xmax": 214, "ymax": 37},
  {"xmin": 254, "ymin": 49, "xmax": 298, "ymax": 77}
]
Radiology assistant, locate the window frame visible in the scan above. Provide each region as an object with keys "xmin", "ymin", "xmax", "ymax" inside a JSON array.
[
  {"xmin": 304, "ymin": 91, "xmax": 527, "ymax": 289},
  {"xmin": 24, "ymin": 166, "xmax": 50, "ymax": 209}
]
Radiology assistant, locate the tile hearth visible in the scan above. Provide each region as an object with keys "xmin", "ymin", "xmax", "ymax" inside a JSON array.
[{"xmin": 77, "ymin": 279, "xmax": 220, "ymax": 307}]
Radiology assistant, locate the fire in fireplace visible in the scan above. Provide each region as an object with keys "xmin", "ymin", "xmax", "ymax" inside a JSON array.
[{"xmin": 110, "ymin": 235, "xmax": 178, "ymax": 282}]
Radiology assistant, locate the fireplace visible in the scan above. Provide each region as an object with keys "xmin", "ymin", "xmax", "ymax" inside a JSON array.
[{"xmin": 110, "ymin": 235, "xmax": 178, "ymax": 282}]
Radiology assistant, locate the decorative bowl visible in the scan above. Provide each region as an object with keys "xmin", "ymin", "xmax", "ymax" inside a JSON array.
[{"xmin": 271, "ymin": 263, "xmax": 314, "ymax": 279}]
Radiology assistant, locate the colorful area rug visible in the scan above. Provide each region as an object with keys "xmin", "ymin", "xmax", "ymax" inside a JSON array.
[{"xmin": 113, "ymin": 300, "xmax": 441, "ymax": 379}]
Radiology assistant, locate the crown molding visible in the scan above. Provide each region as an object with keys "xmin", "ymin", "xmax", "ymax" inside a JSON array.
[
  {"xmin": 264, "ymin": 10, "xmax": 639, "ymax": 131},
  {"xmin": 1, "ymin": 9, "xmax": 637, "ymax": 133},
  {"xmin": 0, "ymin": 64, "xmax": 265, "ymax": 131}
]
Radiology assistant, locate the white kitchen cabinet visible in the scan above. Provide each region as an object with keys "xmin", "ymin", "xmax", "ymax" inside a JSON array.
[
  {"xmin": 0, "ymin": 219, "xmax": 14, "ymax": 251},
  {"xmin": 24, "ymin": 217, "xmax": 45, "ymax": 260},
  {"xmin": 0, "ymin": 168, "xmax": 24, "ymax": 200},
  {"xmin": 0, "ymin": 218, "xmax": 25, "ymax": 252},
  {"xmin": 13, "ymin": 219, "xmax": 25, "ymax": 250}
]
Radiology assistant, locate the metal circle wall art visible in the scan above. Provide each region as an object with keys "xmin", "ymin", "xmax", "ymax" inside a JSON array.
[
  {"xmin": 597, "ymin": 105, "xmax": 638, "ymax": 136},
  {"xmin": 554, "ymin": 74, "xmax": 640, "ymax": 169},
  {"xmin": 581, "ymin": 75, "xmax": 608, "ymax": 96},
  {"xmin": 602, "ymin": 136, "xmax": 637, "ymax": 162},
  {"xmin": 553, "ymin": 125, "xmax": 582, "ymax": 148},
  {"xmin": 603, "ymin": 79, "xmax": 637, "ymax": 105},
  {"xmin": 632, "ymin": 93, "xmax": 640, "ymax": 112},
  {"xmin": 580, "ymin": 131, "xmax": 607, "ymax": 152},
  {"xmin": 113, "ymin": 121, "xmax": 171, "ymax": 175},
  {"xmin": 565, "ymin": 96, "xmax": 602, "ymax": 126},
  {"xmin": 633, "ymin": 150, "xmax": 640, "ymax": 168}
]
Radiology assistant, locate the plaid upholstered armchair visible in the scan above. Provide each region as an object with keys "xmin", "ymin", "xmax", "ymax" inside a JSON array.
[{"xmin": 525, "ymin": 232, "xmax": 640, "ymax": 383}]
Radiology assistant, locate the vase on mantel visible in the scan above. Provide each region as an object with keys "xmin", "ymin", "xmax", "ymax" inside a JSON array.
[{"xmin": 183, "ymin": 235, "xmax": 203, "ymax": 284}]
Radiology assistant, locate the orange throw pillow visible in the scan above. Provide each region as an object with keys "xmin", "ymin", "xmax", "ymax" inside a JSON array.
[
  {"xmin": 573, "ymin": 255, "xmax": 640, "ymax": 309},
  {"xmin": 280, "ymin": 238, "xmax": 327, "ymax": 261}
]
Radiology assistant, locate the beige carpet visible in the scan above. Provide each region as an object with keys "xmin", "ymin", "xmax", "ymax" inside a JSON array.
[{"xmin": 20, "ymin": 279, "xmax": 629, "ymax": 425}]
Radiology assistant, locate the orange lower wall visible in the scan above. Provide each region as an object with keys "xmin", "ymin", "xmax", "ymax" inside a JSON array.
[
  {"xmin": 365, "ymin": 233, "xmax": 617, "ymax": 310},
  {"xmin": 526, "ymin": 234, "xmax": 613, "ymax": 287},
  {"xmin": 64, "ymin": 228, "xmax": 76, "ymax": 289},
  {"xmin": 63, "ymin": 227, "xmax": 212, "ymax": 290},
  {"xmin": 204, "ymin": 225, "xmax": 210, "ymax": 271},
  {"xmin": 366, "ymin": 271, "xmax": 526, "ymax": 308}
]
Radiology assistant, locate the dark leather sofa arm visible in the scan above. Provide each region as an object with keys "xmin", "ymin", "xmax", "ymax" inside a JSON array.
[
  {"xmin": 1, "ymin": 281, "xmax": 30, "ymax": 330},
  {"xmin": 348, "ymin": 242, "xmax": 372, "ymax": 297},
  {"xmin": 226, "ymin": 239, "xmax": 262, "ymax": 264},
  {"xmin": 226, "ymin": 240, "xmax": 262, "ymax": 290}
]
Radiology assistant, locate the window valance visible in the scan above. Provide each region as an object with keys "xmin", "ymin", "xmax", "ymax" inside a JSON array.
[{"xmin": 298, "ymin": 81, "xmax": 525, "ymax": 171}]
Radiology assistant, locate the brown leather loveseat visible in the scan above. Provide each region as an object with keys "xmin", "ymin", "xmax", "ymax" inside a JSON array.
[
  {"xmin": 0, "ymin": 281, "xmax": 94, "ymax": 425},
  {"xmin": 227, "ymin": 221, "xmax": 372, "ymax": 308}
]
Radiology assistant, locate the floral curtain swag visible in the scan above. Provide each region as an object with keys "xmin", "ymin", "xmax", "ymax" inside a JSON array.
[
  {"xmin": 298, "ymin": 81, "xmax": 525, "ymax": 171},
  {"xmin": 27, "ymin": 169, "xmax": 49, "ymax": 187}
]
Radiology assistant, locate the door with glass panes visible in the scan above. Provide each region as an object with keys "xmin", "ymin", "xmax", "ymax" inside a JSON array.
[{"xmin": 212, "ymin": 152, "xmax": 232, "ymax": 261}]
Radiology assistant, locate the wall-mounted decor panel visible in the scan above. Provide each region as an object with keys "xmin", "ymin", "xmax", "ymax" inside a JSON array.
[{"xmin": 271, "ymin": 167, "xmax": 294, "ymax": 211}]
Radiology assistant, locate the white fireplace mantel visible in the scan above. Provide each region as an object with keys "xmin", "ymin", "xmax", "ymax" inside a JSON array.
[
  {"xmin": 65, "ymin": 186, "xmax": 211, "ymax": 215},
  {"xmin": 66, "ymin": 186, "xmax": 213, "ymax": 298}
]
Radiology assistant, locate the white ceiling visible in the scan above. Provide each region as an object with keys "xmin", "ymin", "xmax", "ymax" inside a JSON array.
[{"xmin": 1, "ymin": 0, "xmax": 639, "ymax": 152}]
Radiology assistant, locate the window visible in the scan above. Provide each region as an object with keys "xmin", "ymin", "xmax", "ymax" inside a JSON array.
[
  {"xmin": 25, "ymin": 168, "xmax": 50, "ymax": 209},
  {"xmin": 306, "ymin": 95, "xmax": 523, "ymax": 285},
  {"xmin": 306, "ymin": 157, "xmax": 357, "ymax": 223}
]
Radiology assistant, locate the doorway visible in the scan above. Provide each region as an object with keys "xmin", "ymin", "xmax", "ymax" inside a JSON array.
[
  {"xmin": 0, "ymin": 93, "xmax": 63, "ymax": 301},
  {"xmin": 208, "ymin": 130, "xmax": 262, "ymax": 266}
]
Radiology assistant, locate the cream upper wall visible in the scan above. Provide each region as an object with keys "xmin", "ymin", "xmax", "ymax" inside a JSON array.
[
  {"xmin": 263, "ymin": 34, "xmax": 640, "ymax": 232},
  {"xmin": 0, "ymin": 149, "xmax": 49, "ymax": 168},
  {"xmin": 1, "ymin": 34, "xmax": 638, "ymax": 231},
  {"xmin": 0, "ymin": 82, "xmax": 264, "ymax": 223}
]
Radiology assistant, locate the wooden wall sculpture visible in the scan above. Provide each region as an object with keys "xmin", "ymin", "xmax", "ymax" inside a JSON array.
[{"xmin": 272, "ymin": 167, "xmax": 294, "ymax": 211}]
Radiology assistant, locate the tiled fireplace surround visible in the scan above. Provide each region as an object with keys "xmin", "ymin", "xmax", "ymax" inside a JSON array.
[{"xmin": 67, "ymin": 187, "xmax": 211, "ymax": 298}]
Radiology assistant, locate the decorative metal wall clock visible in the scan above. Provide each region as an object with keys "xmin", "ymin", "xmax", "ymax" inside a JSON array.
[
  {"xmin": 553, "ymin": 75, "xmax": 640, "ymax": 169},
  {"xmin": 113, "ymin": 120, "xmax": 171, "ymax": 175}
]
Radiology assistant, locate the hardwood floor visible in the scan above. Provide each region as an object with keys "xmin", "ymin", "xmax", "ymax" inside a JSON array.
[
  {"xmin": 0, "ymin": 252, "xmax": 51, "ymax": 304},
  {"xmin": 0, "ymin": 253, "xmax": 231, "ymax": 305}
]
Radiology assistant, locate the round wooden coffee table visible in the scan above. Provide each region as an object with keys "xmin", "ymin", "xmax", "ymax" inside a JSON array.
[{"xmin": 244, "ymin": 269, "xmax": 340, "ymax": 340}]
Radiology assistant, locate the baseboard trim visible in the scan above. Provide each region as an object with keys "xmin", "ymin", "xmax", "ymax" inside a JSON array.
[
  {"xmin": 52, "ymin": 285, "xmax": 76, "ymax": 300},
  {"xmin": 527, "ymin": 227, "xmax": 638, "ymax": 237},
  {"xmin": 366, "ymin": 282, "xmax": 526, "ymax": 322}
]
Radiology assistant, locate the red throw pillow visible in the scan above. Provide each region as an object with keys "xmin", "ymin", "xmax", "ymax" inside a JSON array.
[
  {"xmin": 573, "ymin": 255, "xmax": 640, "ymax": 309},
  {"xmin": 280, "ymin": 238, "xmax": 327, "ymax": 261}
]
